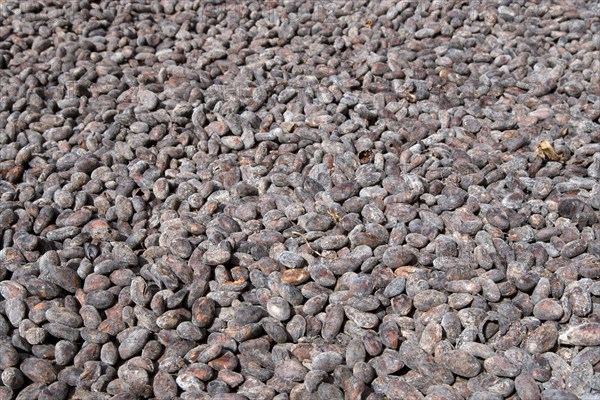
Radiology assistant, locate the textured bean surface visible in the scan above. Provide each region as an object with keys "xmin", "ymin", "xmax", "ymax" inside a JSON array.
[{"xmin": 0, "ymin": 0, "xmax": 600, "ymax": 399}]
